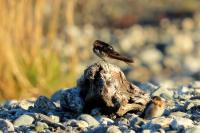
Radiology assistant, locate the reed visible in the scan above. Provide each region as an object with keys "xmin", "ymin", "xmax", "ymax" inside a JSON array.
[{"xmin": 0, "ymin": 0, "xmax": 78, "ymax": 101}]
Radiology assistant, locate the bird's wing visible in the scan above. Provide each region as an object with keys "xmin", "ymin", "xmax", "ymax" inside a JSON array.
[{"xmin": 107, "ymin": 51, "xmax": 134, "ymax": 63}]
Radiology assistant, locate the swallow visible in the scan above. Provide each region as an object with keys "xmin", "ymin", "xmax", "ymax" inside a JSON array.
[
  {"xmin": 93, "ymin": 40, "xmax": 134, "ymax": 63},
  {"xmin": 140, "ymin": 96, "xmax": 166, "ymax": 119}
]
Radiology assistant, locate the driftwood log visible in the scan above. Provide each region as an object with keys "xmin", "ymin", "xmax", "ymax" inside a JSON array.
[{"xmin": 77, "ymin": 61, "xmax": 150, "ymax": 116}]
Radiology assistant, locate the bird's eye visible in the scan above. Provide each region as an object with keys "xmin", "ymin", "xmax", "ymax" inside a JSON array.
[{"xmin": 108, "ymin": 46, "xmax": 113, "ymax": 51}]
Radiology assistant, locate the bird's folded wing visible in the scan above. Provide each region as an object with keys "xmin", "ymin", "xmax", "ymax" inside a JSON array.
[{"xmin": 107, "ymin": 52, "xmax": 134, "ymax": 63}]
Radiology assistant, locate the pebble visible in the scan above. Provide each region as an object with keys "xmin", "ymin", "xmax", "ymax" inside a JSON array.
[
  {"xmin": 0, "ymin": 119, "xmax": 15, "ymax": 132},
  {"xmin": 184, "ymin": 99, "xmax": 200, "ymax": 110},
  {"xmin": 35, "ymin": 121, "xmax": 49, "ymax": 132},
  {"xmin": 0, "ymin": 82, "xmax": 199, "ymax": 132},
  {"xmin": 141, "ymin": 129, "xmax": 151, "ymax": 133},
  {"xmin": 151, "ymin": 86, "xmax": 173, "ymax": 100},
  {"xmin": 60, "ymin": 88, "xmax": 84, "ymax": 113},
  {"xmin": 96, "ymin": 116, "xmax": 114, "ymax": 126},
  {"xmin": 169, "ymin": 116, "xmax": 194, "ymax": 128},
  {"xmin": 78, "ymin": 114, "xmax": 100, "ymax": 127},
  {"xmin": 186, "ymin": 126, "xmax": 200, "ymax": 133},
  {"xmin": 14, "ymin": 114, "xmax": 35, "ymax": 127},
  {"xmin": 34, "ymin": 96, "xmax": 57, "ymax": 113},
  {"xmin": 18, "ymin": 99, "xmax": 35, "ymax": 110},
  {"xmin": 142, "ymin": 117, "xmax": 173, "ymax": 130},
  {"xmin": 106, "ymin": 125, "xmax": 122, "ymax": 133},
  {"xmin": 138, "ymin": 82, "xmax": 158, "ymax": 94},
  {"xmin": 49, "ymin": 115, "xmax": 60, "ymax": 123},
  {"xmin": 76, "ymin": 120, "xmax": 89, "ymax": 129},
  {"xmin": 51, "ymin": 89, "xmax": 66, "ymax": 102}
]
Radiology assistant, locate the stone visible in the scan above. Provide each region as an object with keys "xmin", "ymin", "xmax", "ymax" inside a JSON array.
[
  {"xmin": 137, "ymin": 82, "xmax": 158, "ymax": 94},
  {"xmin": 51, "ymin": 89, "xmax": 66, "ymax": 102},
  {"xmin": 141, "ymin": 129, "xmax": 151, "ymax": 133},
  {"xmin": 15, "ymin": 125, "xmax": 31, "ymax": 132},
  {"xmin": 186, "ymin": 126, "xmax": 200, "ymax": 133},
  {"xmin": 170, "ymin": 119, "xmax": 179, "ymax": 130},
  {"xmin": 14, "ymin": 114, "xmax": 35, "ymax": 127},
  {"xmin": 115, "ymin": 118, "xmax": 129, "ymax": 126},
  {"xmin": 169, "ymin": 111, "xmax": 191, "ymax": 118},
  {"xmin": 64, "ymin": 119, "xmax": 78, "ymax": 126},
  {"xmin": 142, "ymin": 117, "xmax": 173, "ymax": 130},
  {"xmin": 3, "ymin": 100, "xmax": 18, "ymax": 109},
  {"xmin": 151, "ymin": 87, "xmax": 173, "ymax": 100},
  {"xmin": 35, "ymin": 113, "xmax": 65, "ymax": 130},
  {"xmin": 96, "ymin": 116, "xmax": 114, "ymax": 126},
  {"xmin": 34, "ymin": 96, "xmax": 57, "ymax": 114},
  {"xmin": 88, "ymin": 126, "xmax": 107, "ymax": 133},
  {"xmin": 60, "ymin": 87, "xmax": 84, "ymax": 113},
  {"xmin": 35, "ymin": 121, "xmax": 49, "ymax": 132},
  {"xmin": 169, "ymin": 116, "xmax": 194, "ymax": 128},
  {"xmin": 171, "ymin": 34, "xmax": 194, "ymax": 55},
  {"xmin": 78, "ymin": 114, "xmax": 99, "ymax": 127},
  {"xmin": 78, "ymin": 61, "xmax": 150, "ymax": 116},
  {"xmin": 91, "ymin": 108, "xmax": 102, "ymax": 116},
  {"xmin": 106, "ymin": 125, "xmax": 122, "ymax": 133},
  {"xmin": 139, "ymin": 48, "xmax": 163, "ymax": 64},
  {"xmin": 129, "ymin": 116, "xmax": 146, "ymax": 127},
  {"xmin": 0, "ymin": 119, "xmax": 14, "ymax": 132},
  {"xmin": 76, "ymin": 120, "xmax": 89, "ymax": 129},
  {"xmin": 184, "ymin": 99, "xmax": 200, "ymax": 110},
  {"xmin": 49, "ymin": 115, "xmax": 60, "ymax": 123},
  {"xmin": 123, "ymin": 129, "xmax": 136, "ymax": 133},
  {"xmin": 18, "ymin": 99, "xmax": 35, "ymax": 110},
  {"xmin": 176, "ymin": 86, "xmax": 191, "ymax": 96}
]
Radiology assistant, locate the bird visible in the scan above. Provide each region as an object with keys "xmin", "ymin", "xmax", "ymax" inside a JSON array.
[
  {"xmin": 140, "ymin": 96, "xmax": 166, "ymax": 120},
  {"xmin": 93, "ymin": 40, "xmax": 134, "ymax": 63}
]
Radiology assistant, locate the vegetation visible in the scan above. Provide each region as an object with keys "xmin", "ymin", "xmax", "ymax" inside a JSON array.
[{"xmin": 0, "ymin": 0, "xmax": 78, "ymax": 100}]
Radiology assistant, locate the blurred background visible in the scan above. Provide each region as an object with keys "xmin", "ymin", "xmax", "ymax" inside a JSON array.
[{"xmin": 0, "ymin": 0, "xmax": 200, "ymax": 101}]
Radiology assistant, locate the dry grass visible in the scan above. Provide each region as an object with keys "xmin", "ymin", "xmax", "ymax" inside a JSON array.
[{"xmin": 0, "ymin": 0, "xmax": 78, "ymax": 101}]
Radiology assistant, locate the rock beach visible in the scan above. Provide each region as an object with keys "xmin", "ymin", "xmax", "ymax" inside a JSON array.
[{"xmin": 0, "ymin": 61, "xmax": 199, "ymax": 132}]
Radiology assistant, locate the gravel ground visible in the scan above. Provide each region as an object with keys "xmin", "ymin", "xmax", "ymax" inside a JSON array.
[{"xmin": 0, "ymin": 81, "xmax": 199, "ymax": 133}]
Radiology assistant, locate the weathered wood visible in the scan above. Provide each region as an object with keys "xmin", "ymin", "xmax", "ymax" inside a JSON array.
[{"xmin": 77, "ymin": 61, "xmax": 150, "ymax": 116}]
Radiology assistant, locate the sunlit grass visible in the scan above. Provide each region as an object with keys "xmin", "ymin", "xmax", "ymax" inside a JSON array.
[{"xmin": 0, "ymin": 0, "xmax": 78, "ymax": 101}]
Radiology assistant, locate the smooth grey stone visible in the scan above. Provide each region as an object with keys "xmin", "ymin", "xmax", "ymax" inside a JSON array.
[
  {"xmin": 151, "ymin": 87, "xmax": 173, "ymax": 100},
  {"xmin": 18, "ymin": 99, "xmax": 35, "ymax": 110},
  {"xmin": 129, "ymin": 115, "xmax": 146, "ymax": 126},
  {"xmin": 14, "ymin": 114, "xmax": 35, "ymax": 127},
  {"xmin": 96, "ymin": 116, "xmax": 114, "ymax": 126},
  {"xmin": 115, "ymin": 118, "xmax": 129, "ymax": 126},
  {"xmin": 0, "ymin": 119, "xmax": 15, "ymax": 132},
  {"xmin": 106, "ymin": 125, "xmax": 122, "ymax": 133},
  {"xmin": 142, "ymin": 117, "xmax": 172, "ymax": 130},
  {"xmin": 169, "ymin": 111, "xmax": 191, "ymax": 118},
  {"xmin": 122, "ymin": 129, "xmax": 136, "ymax": 133},
  {"xmin": 78, "ymin": 114, "xmax": 99, "ymax": 127},
  {"xmin": 87, "ymin": 126, "xmax": 107, "ymax": 133},
  {"xmin": 141, "ymin": 129, "xmax": 151, "ymax": 133},
  {"xmin": 186, "ymin": 126, "xmax": 200, "ymax": 133},
  {"xmin": 49, "ymin": 115, "xmax": 60, "ymax": 123},
  {"xmin": 169, "ymin": 116, "xmax": 194, "ymax": 129},
  {"xmin": 35, "ymin": 121, "xmax": 49, "ymax": 132},
  {"xmin": 170, "ymin": 119, "xmax": 179, "ymax": 130},
  {"xmin": 138, "ymin": 82, "xmax": 158, "ymax": 94},
  {"xmin": 64, "ymin": 119, "xmax": 89, "ymax": 129},
  {"xmin": 35, "ymin": 113, "xmax": 65, "ymax": 130}
]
